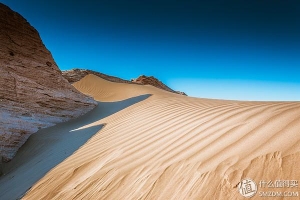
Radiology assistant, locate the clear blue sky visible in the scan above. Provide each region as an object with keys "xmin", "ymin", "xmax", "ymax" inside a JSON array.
[{"xmin": 2, "ymin": 0, "xmax": 300, "ymax": 101}]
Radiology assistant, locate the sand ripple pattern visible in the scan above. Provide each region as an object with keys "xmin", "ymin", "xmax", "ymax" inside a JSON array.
[{"xmin": 23, "ymin": 75, "xmax": 300, "ymax": 200}]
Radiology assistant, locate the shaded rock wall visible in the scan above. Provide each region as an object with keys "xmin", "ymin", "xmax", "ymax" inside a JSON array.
[{"xmin": 0, "ymin": 3, "xmax": 97, "ymax": 161}]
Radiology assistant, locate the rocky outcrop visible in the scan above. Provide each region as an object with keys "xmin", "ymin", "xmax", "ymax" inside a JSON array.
[
  {"xmin": 63, "ymin": 69, "xmax": 187, "ymax": 95},
  {"xmin": 0, "ymin": 3, "xmax": 97, "ymax": 162},
  {"xmin": 132, "ymin": 75, "xmax": 187, "ymax": 95},
  {"xmin": 62, "ymin": 69, "xmax": 133, "ymax": 84}
]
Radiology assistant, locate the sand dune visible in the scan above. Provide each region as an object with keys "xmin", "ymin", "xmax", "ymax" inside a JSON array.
[{"xmin": 1, "ymin": 74, "xmax": 300, "ymax": 199}]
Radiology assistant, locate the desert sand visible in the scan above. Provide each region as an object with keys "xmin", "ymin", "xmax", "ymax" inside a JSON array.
[{"xmin": 1, "ymin": 74, "xmax": 300, "ymax": 200}]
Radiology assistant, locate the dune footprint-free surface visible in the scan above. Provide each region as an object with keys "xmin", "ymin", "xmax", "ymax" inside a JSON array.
[{"xmin": 8, "ymin": 74, "xmax": 300, "ymax": 199}]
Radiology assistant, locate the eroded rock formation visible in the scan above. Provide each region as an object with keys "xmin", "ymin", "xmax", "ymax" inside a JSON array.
[
  {"xmin": 62, "ymin": 69, "xmax": 133, "ymax": 84},
  {"xmin": 0, "ymin": 3, "xmax": 97, "ymax": 162},
  {"xmin": 132, "ymin": 75, "xmax": 187, "ymax": 95}
]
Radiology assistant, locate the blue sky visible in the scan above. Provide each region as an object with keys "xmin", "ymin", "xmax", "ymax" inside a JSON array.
[{"xmin": 2, "ymin": 0, "xmax": 300, "ymax": 101}]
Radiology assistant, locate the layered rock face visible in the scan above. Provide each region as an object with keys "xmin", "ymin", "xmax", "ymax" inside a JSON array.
[
  {"xmin": 132, "ymin": 75, "xmax": 187, "ymax": 95},
  {"xmin": 0, "ymin": 3, "xmax": 97, "ymax": 162},
  {"xmin": 63, "ymin": 69, "xmax": 187, "ymax": 95}
]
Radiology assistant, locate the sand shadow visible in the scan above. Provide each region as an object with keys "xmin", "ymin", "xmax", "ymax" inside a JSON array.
[
  {"xmin": 0, "ymin": 94, "xmax": 151, "ymax": 200},
  {"xmin": 70, "ymin": 94, "xmax": 152, "ymax": 131}
]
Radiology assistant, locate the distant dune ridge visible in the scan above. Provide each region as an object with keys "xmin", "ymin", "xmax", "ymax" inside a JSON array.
[
  {"xmin": 63, "ymin": 69, "xmax": 187, "ymax": 95},
  {"xmin": 0, "ymin": 3, "xmax": 97, "ymax": 162}
]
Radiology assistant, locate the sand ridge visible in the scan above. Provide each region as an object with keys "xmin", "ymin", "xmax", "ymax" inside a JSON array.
[{"xmin": 1, "ymin": 74, "xmax": 299, "ymax": 199}]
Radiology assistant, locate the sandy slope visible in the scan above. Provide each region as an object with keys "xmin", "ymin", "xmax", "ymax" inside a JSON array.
[{"xmin": 2, "ymin": 74, "xmax": 300, "ymax": 200}]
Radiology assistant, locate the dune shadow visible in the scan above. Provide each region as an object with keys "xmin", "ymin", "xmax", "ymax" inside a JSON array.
[
  {"xmin": 70, "ymin": 93, "xmax": 152, "ymax": 130},
  {"xmin": 0, "ymin": 94, "xmax": 151, "ymax": 200}
]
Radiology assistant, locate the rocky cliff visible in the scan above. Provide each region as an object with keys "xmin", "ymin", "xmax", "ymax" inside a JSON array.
[
  {"xmin": 63, "ymin": 69, "xmax": 187, "ymax": 95},
  {"xmin": 0, "ymin": 3, "xmax": 97, "ymax": 162}
]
